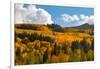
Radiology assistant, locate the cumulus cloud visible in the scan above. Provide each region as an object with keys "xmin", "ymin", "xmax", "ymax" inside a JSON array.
[
  {"xmin": 61, "ymin": 14, "xmax": 94, "ymax": 26},
  {"xmin": 79, "ymin": 14, "xmax": 94, "ymax": 25},
  {"xmin": 61, "ymin": 14, "xmax": 79, "ymax": 22},
  {"xmin": 15, "ymin": 4, "xmax": 53, "ymax": 24},
  {"xmin": 14, "ymin": 4, "xmax": 26, "ymax": 23}
]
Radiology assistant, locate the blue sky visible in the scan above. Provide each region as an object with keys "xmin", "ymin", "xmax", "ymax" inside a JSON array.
[
  {"xmin": 36, "ymin": 4, "xmax": 94, "ymax": 18},
  {"xmin": 15, "ymin": 4, "xmax": 94, "ymax": 27},
  {"xmin": 36, "ymin": 4, "xmax": 94, "ymax": 27}
]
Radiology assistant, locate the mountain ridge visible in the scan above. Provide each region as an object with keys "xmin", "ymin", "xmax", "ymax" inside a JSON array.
[{"xmin": 65, "ymin": 23, "xmax": 94, "ymax": 30}]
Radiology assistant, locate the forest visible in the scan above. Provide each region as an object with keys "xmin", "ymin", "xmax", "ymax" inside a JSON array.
[{"xmin": 15, "ymin": 24, "xmax": 94, "ymax": 65}]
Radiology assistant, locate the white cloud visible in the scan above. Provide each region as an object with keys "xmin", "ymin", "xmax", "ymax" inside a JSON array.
[
  {"xmin": 36, "ymin": 8, "xmax": 53, "ymax": 24},
  {"xmin": 61, "ymin": 14, "xmax": 94, "ymax": 26},
  {"xmin": 73, "ymin": 15, "xmax": 80, "ymax": 21},
  {"xmin": 80, "ymin": 14, "xmax": 86, "ymax": 20},
  {"xmin": 87, "ymin": 15, "xmax": 94, "ymax": 25},
  {"xmin": 61, "ymin": 14, "xmax": 80, "ymax": 22},
  {"xmin": 14, "ymin": 4, "xmax": 26, "ymax": 23},
  {"xmin": 15, "ymin": 4, "xmax": 53, "ymax": 24},
  {"xmin": 79, "ymin": 14, "xmax": 94, "ymax": 25}
]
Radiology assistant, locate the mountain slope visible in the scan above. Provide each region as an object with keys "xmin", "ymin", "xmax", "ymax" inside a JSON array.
[{"xmin": 66, "ymin": 23, "xmax": 94, "ymax": 30}]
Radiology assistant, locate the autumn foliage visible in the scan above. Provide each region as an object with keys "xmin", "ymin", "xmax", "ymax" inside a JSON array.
[{"xmin": 15, "ymin": 24, "xmax": 94, "ymax": 65}]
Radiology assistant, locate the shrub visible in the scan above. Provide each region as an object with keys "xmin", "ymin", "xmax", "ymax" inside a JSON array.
[
  {"xmin": 71, "ymin": 40, "xmax": 80, "ymax": 51},
  {"xmin": 80, "ymin": 38, "xmax": 90, "ymax": 53}
]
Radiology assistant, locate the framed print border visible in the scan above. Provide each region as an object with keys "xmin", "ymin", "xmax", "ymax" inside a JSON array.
[{"xmin": 10, "ymin": 0, "xmax": 95, "ymax": 69}]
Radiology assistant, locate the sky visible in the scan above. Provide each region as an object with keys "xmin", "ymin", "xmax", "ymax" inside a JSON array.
[{"xmin": 15, "ymin": 3, "xmax": 94, "ymax": 27}]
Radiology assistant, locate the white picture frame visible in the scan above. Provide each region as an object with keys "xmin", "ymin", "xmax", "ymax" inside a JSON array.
[{"xmin": 10, "ymin": 0, "xmax": 95, "ymax": 69}]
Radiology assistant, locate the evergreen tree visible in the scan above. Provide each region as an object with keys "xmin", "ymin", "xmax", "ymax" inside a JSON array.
[{"xmin": 80, "ymin": 38, "xmax": 90, "ymax": 53}]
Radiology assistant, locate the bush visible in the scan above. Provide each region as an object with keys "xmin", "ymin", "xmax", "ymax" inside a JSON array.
[
  {"xmin": 80, "ymin": 38, "xmax": 90, "ymax": 53},
  {"xmin": 71, "ymin": 40, "xmax": 80, "ymax": 51}
]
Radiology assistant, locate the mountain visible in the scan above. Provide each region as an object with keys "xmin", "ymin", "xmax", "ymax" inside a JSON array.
[
  {"xmin": 66, "ymin": 23, "xmax": 94, "ymax": 30},
  {"xmin": 15, "ymin": 23, "xmax": 94, "ymax": 33}
]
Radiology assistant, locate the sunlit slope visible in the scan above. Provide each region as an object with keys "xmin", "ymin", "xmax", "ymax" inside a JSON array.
[{"xmin": 15, "ymin": 24, "xmax": 93, "ymax": 44}]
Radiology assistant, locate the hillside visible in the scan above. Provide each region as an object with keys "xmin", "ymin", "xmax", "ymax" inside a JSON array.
[
  {"xmin": 15, "ymin": 24, "xmax": 93, "ymax": 43},
  {"xmin": 66, "ymin": 23, "xmax": 94, "ymax": 30},
  {"xmin": 15, "ymin": 23, "xmax": 94, "ymax": 65}
]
